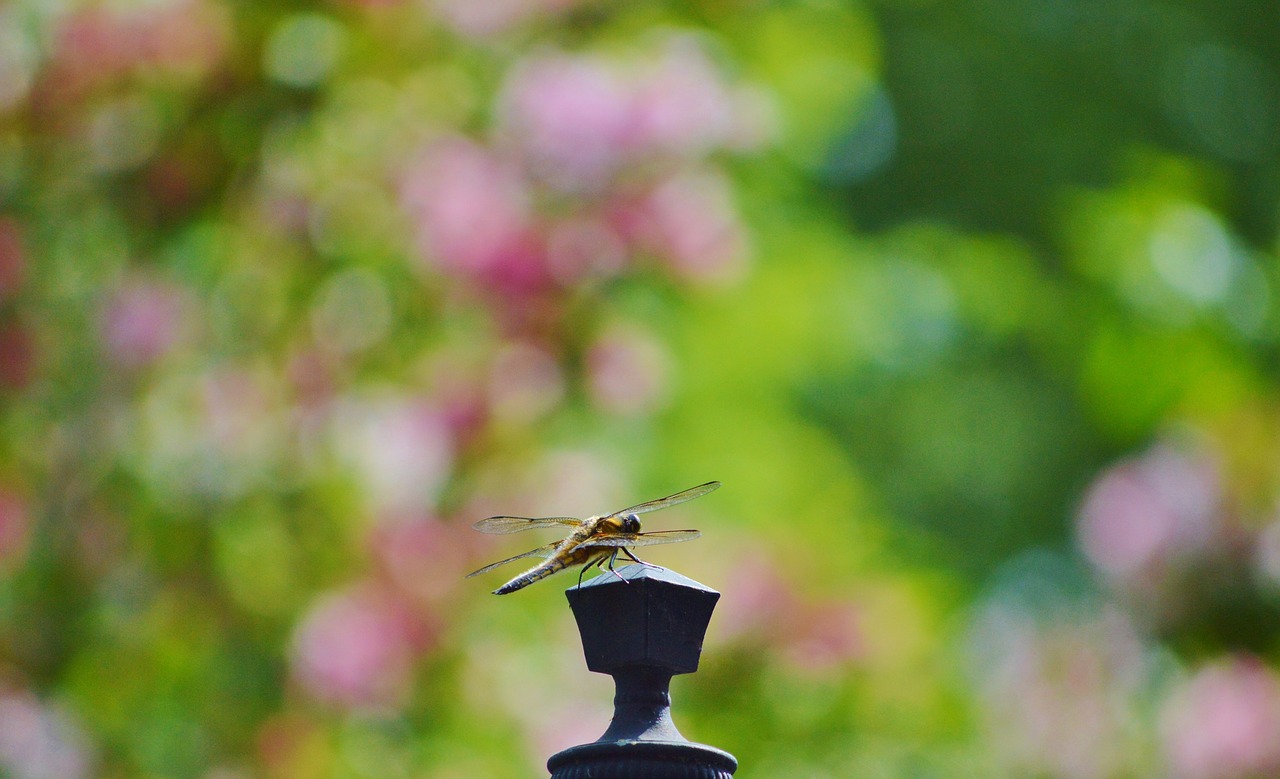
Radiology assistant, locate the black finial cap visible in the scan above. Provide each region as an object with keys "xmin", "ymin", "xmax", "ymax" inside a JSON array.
[
  {"xmin": 568, "ymin": 564, "xmax": 720, "ymax": 675},
  {"xmin": 547, "ymin": 564, "xmax": 737, "ymax": 778}
]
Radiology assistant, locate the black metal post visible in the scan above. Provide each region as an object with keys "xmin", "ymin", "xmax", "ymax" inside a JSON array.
[{"xmin": 547, "ymin": 564, "xmax": 738, "ymax": 779}]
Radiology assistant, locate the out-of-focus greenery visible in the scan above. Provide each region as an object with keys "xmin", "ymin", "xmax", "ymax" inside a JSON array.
[{"xmin": 1, "ymin": 1, "xmax": 1279, "ymax": 777}]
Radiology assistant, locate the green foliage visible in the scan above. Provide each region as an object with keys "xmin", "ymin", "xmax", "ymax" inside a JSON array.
[{"xmin": 0, "ymin": 0, "xmax": 1278, "ymax": 777}]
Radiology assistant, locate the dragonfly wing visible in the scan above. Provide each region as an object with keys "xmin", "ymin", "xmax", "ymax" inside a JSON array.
[
  {"xmin": 613, "ymin": 481, "xmax": 720, "ymax": 517},
  {"xmin": 465, "ymin": 542, "xmax": 561, "ymax": 577},
  {"xmin": 471, "ymin": 516, "xmax": 582, "ymax": 534},
  {"xmin": 580, "ymin": 529, "xmax": 701, "ymax": 548}
]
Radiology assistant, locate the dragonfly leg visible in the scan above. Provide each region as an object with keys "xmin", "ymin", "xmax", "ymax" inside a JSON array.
[
  {"xmin": 621, "ymin": 547, "xmax": 660, "ymax": 569},
  {"xmin": 578, "ymin": 554, "xmax": 611, "ymax": 587},
  {"xmin": 603, "ymin": 549, "xmax": 629, "ymax": 585}
]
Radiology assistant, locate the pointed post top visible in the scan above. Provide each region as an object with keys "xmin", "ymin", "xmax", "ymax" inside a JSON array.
[
  {"xmin": 566, "ymin": 563, "xmax": 720, "ymax": 676},
  {"xmin": 549, "ymin": 564, "xmax": 737, "ymax": 778}
]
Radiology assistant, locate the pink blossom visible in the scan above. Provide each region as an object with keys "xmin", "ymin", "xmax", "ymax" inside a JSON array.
[
  {"xmin": 700, "ymin": 545, "xmax": 865, "ymax": 672},
  {"xmin": 134, "ymin": 0, "xmax": 230, "ymax": 78},
  {"xmin": 201, "ymin": 368, "xmax": 278, "ymax": 460},
  {"xmin": 331, "ymin": 395, "xmax": 454, "ymax": 512},
  {"xmin": 1160, "ymin": 657, "xmax": 1280, "ymax": 779},
  {"xmin": 499, "ymin": 53, "xmax": 634, "ymax": 191},
  {"xmin": 255, "ymin": 714, "xmax": 318, "ymax": 776},
  {"xmin": 0, "ymin": 693, "xmax": 93, "ymax": 779},
  {"xmin": 1077, "ymin": 440, "xmax": 1222, "ymax": 589},
  {"xmin": 291, "ymin": 584, "xmax": 430, "ymax": 710},
  {"xmin": 0, "ymin": 321, "xmax": 32, "ymax": 390},
  {"xmin": 971, "ymin": 606, "xmax": 1149, "ymax": 779},
  {"xmin": 778, "ymin": 600, "xmax": 866, "ymax": 673},
  {"xmin": 0, "ymin": 489, "xmax": 29, "ymax": 568},
  {"xmin": 99, "ymin": 275, "xmax": 190, "ymax": 368},
  {"xmin": 46, "ymin": 9, "xmax": 138, "ymax": 97},
  {"xmin": 585, "ymin": 325, "xmax": 669, "ymax": 416},
  {"xmin": 631, "ymin": 37, "xmax": 737, "ymax": 157},
  {"xmin": 617, "ymin": 170, "xmax": 748, "ymax": 283},
  {"xmin": 486, "ymin": 341, "xmax": 564, "ymax": 423},
  {"xmin": 545, "ymin": 218, "xmax": 628, "ymax": 285},
  {"xmin": 285, "ymin": 348, "xmax": 339, "ymax": 411},
  {"xmin": 41, "ymin": 2, "xmax": 227, "ymax": 105},
  {"xmin": 708, "ymin": 546, "xmax": 798, "ymax": 646},
  {"xmin": 369, "ymin": 513, "xmax": 474, "ymax": 603},
  {"xmin": 527, "ymin": 698, "xmax": 615, "ymax": 763},
  {"xmin": 498, "ymin": 39, "xmax": 753, "ymax": 190},
  {"xmin": 421, "ymin": 352, "xmax": 489, "ymax": 447},
  {"xmin": 0, "ymin": 219, "xmax": 26, "ymax": 302},
  {"xmin": 400, "ymin": 137, "xmax": 549, "ymax": 293},
  {"xmin": 257, "ymin": 194, "xmax": 311, "ymax": 236}
]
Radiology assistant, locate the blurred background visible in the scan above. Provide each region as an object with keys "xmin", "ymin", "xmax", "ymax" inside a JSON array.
[{"xmin": 1, "ymin": 0, "xmax": 1280, "ymax": 776}]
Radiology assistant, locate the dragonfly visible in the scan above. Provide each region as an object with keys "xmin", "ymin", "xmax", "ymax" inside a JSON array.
[{"xmin": 466, "ymin": 481, "xmax": 719, "ymax": 594}]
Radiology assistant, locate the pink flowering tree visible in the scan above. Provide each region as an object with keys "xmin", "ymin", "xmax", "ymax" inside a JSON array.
[{"xmin": 1, "ymin": 0, "xmax": 1277, "ymax": 777}]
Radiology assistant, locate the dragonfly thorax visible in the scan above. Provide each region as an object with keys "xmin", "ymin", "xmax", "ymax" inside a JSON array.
[
  {"xmin": 467, "ymin": 480, "xmax": 718, "ymax": 594},
  {"xmin": 596, "ymin": 513, "xmax": 642, "ymax": 535}
]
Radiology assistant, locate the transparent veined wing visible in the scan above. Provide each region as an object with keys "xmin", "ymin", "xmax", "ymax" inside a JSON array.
[
  {"xmin": 471, "ymin": 516, "xmax": 582, "ymax": 534},
  {"xmin": 610, "ymin": 482, "xmax": 720, "ymax": 517},
  {"xmin": 580, "ymin": 530, "xmax": 701, "ymax": 548},
  {"xmin": 465, "ymin": 542, "xmax": 561, "ymax": 577}
]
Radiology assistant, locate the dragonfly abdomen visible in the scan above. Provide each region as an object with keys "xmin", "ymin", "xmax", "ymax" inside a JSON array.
[{"xmin": 493, "ymin": 546, "xmax": 598, "ymax": 595}]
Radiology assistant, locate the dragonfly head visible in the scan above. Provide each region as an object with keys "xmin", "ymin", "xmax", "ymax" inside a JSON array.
[{"xmin": 621, "ymin": 513, "xmax": 641, "ymax": 534}]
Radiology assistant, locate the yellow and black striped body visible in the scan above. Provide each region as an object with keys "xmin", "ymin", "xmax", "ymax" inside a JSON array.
[
  {"xmin": 469, "ymin": 481, "xmax": 713, "ymax": 594},
  {"xmin": 493, "ymin": 515, "xmax": 631, "ymax": 595}
]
